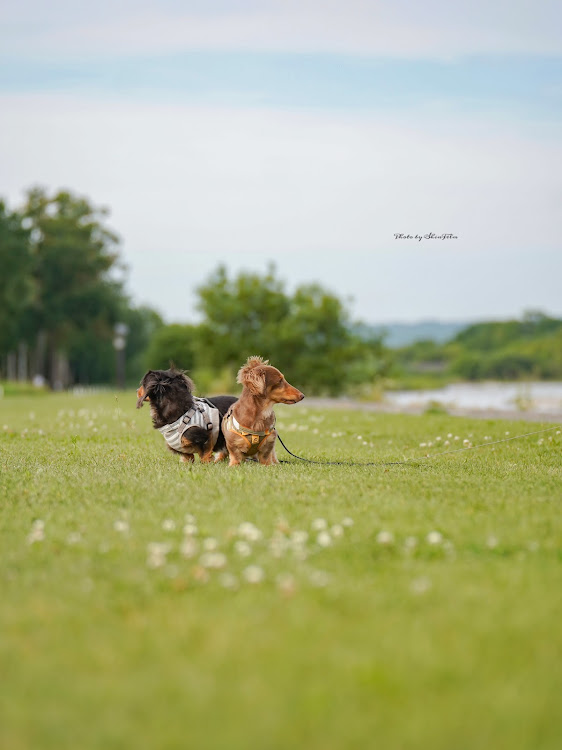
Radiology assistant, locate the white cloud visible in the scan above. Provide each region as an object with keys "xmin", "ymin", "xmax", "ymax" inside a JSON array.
[
  {"xmin": 1, "ymin": 93, "xmax": 560, "ymax": 320},
  {"xmin": 1, "ymin": 0, "xmax": 561, "ymax": 60}
]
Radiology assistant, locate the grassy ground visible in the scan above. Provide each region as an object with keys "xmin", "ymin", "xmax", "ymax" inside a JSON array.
[{"xmin": 1, "ymin": 392, "xmax": 561, "ymax": 750}]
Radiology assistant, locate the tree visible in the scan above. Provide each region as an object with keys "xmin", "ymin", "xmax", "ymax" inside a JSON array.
[
  {"xmin": 196, "ymin": 265, "xmax": 290, "ymax": 369},
  {"xmin": 22, "ymin": 187, "xmax": 124, "ymax": 388},
  {"xmin": 193, "ymin": 266, "xmax": 383, "ymax": 395},
  {"xmin": 144, "ymin": 323, "xmax": 199, "ymax": 372},
  {"xmin": 0, "ymin": 201, "xmax": 33, "ymax": 357}
]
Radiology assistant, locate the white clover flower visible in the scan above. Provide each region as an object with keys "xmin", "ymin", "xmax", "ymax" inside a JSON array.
[
  {"xmin": 27, "ymin": 519, "xmax": 45, "ymax": 545},
  {"xmin": 203, "ymin": 537, "xmax": 218, "ymax": 551},
  {"xmin": 404, "ymin": 535, "xmax": 418, "ymax": 550},
  {"xmin": 238, "ymin": 522, "xmax": 262, "ymax": 542},
  {"xmin": 463, "ymin": 439, "xmax": 470, "ymax": 446},
  {"xmin": 419, "ymin": 442, "xmax": 427, "ymax": 448},
  {"xmin": 184, "ymin": 513, "xmax": 196, "ymax": 523},
  {"xmin": 341, "ymin": 517, "xmax": 354, "ymax": 527},
  {"xmin": 331, "ymin": 524, "xmax": 344, "ymax": 538},
  {"xmin": 67, "ymin": 532, "xmax": 82, "ymax": 545},
  {"xmin": 180, "ymin": 537, "xmax": 199, "ymax": 559},
  {"xmin": 410, "ymin": 577, "xmax": 432, "ymax": 595},
  {"xmin": 376, "ymin": 530, "xmax": 394, "ymax": 545},
  {"xmin": 162, "ymin": 519, "xmax": 176, "ymax": 532},
  {"xmin": 311, "ymin": 518, "xmax": 328, "ymax": 531},
  {"xmin": 317, "ymin": 531, "xmax": 332, "ymax": 548},
  {"xmin": 200, "ymin": 552, "xmax": 227, "ymax": 569},
  {"xmin": 357, "ymin": 435, "xmax": 363, "ymax": 440},
  {"xmin": 183, "ymin": 523, "xmax": 198, "ymax": 536},
  {"xmin": 444, "ymin": 440, "xmax": 450, "ymax": 446},
  {"xmin": 443, "ymin": 540, "xmax": 455, "ymax": 556},
  {"xmin": 309, "ymin": 570, "xmax": 330, "ymax": 587},
  {"xmin": 556, "ymin": 430, "xmax": 561, "ymax": 435},
  {"xmin": 220, "ymin": 572, "xmax": 239, "ymax": 590},
  {"xmin": 269, "ymin": 532, "xmax": 289, "ymax": 558},
  {"xmin": 113, "ymin": 520, "xmax": 129, "ymax": 534},
  {"xmin": 454, "ymin": 436, "xmax": 459, "ymax": 441},
  {"xmin": 426, "ymin": 531, "xmax": 443, "ymax": 545},
  {"xmin": 436, "ymin": 436, "xmax": 441, "ymax": 441},
  {"xmin": 505, "ymin": 431, "xmax": 510, "ymax": 436},
  {"xmin": 447, "ymin": 433, "xmax": 453, "ymax": 438},
  {"xmin": 146, "ymin": 542, "xmax": 170, "ymax": 568},
  {"xmin": 234, "ymin": 540, "xmax": 252, "ymax": 557},
  {"xmin": 291, "ymin": 530, "xmax": 309, "ymax": 545},
  {"xmin": 243, "ymin": 565, "xmax": 264, "ymax": 584}
]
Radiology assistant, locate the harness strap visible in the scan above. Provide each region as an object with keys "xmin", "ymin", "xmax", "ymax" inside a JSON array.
[
  {"xmin": 159, "ymin": 400, "xmax": 220, "ymax": 453},
  {"xmin": 225, "ymin": 410, "xmax": 275, "ymax": 456}
]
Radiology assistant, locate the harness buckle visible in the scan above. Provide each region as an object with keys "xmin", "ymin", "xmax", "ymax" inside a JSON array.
[{"xmin": 251, "ymin": 435, "xmax": 260, "ymax": 444}]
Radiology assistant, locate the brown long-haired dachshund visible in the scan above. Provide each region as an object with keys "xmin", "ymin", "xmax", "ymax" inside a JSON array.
[{"xmin": 223, "ymin": 356, "xmax": 304, "ymax": 466}]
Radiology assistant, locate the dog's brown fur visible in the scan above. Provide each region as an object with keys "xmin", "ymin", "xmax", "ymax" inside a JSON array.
[{"xmin": 223, "ymin": 356, "xmax": 304, "ymax": 466}]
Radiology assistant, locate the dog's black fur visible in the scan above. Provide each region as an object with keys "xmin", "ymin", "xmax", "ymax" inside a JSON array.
[{"xmin": 137, "ymin": 368, "xmax": 237, "ymax": 461}]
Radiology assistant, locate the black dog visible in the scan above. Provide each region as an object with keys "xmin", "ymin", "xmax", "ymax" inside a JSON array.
[{"xmin": 137, "ymin": 369, "xmax": 237, "ymax": 463}]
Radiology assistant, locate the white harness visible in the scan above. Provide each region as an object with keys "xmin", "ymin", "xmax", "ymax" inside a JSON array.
[{"xmin": 158, "ymin": 398, "xmax": 220, "ymax": 453}]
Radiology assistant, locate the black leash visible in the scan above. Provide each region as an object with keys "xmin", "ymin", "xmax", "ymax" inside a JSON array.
[
  {"xmin": 276, "ymin": 425, "xmax": 560, "ymax": 468},
  {"xmin": 276, "ymin": 433, "xmax": 419, "ymax": 467}
]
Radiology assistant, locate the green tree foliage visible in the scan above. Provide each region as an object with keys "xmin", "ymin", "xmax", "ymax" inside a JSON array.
[
  {"xmin": 196, "ymin": 265, "xmax": 290, "ymax": 368},
  {"xmin": 192, "ymin": 266, "xmax": 385, "ymax": 395},
  {"xmin": 23, "ymin": 188, "xmax": 122, "ymax": 356},
  {"xmin": 0, "ymin": 201, "xmax": 33, "ymax": 353},
  {"xmin": 394, "ymin": 312, "xmax": 562, "ymax": 382},
  {"xmin": 144, "ymin": 324, "xmax": 199, "ymax": 372},
  {"xmin": 0, "ymin": 188, "xmax": 162, "ymax": 387}
]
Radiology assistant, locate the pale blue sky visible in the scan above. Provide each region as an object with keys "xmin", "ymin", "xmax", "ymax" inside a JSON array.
[{"xmin": 1, "ymin": 1, "xmax": 560, "ymax": 323}]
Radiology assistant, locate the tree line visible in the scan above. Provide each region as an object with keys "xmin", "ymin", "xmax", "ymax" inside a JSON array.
[
  {"xmin": 0, "ymin": 188, "xmax": 162, "ymax": 389},
  {"xmin": 0, "ymin": 188, "xmax": 386, "ymax": 394},
  {"xmin": 2, "ymin": 186, "xmax": 558, "ymax": 395},
  {"xmin": 393, "ymin": 311, "xmax": 562, "ymax": 383}
]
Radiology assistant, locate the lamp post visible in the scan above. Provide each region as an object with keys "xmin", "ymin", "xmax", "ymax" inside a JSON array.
[{"xmin": 113, "ymin": 323, "xmax": 129, "ymax": 390}]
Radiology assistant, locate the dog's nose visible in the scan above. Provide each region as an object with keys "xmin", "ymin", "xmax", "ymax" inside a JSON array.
[{"xmin": 298, "ymin": 392, "xmax": 305, "ymax": 401}]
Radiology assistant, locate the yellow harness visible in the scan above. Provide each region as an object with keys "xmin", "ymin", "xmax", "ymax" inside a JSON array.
[{"xmin": 225, "ymin": 411, "xmax": 275, "ymax": 457}]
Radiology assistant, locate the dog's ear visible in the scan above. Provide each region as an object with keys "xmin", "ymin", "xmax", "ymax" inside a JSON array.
[
  {"xmin": 136, "ymin": 386, "xmax": 148, "ymax": 409},
  {"xmin": 237, "ymin": 355, "xmax": 269, "ymax": 395}
]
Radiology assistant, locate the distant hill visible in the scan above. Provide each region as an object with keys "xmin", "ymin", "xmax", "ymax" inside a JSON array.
[{"xmin": 358, "ymin": 321, "xmax": 471, "ymax": 348}]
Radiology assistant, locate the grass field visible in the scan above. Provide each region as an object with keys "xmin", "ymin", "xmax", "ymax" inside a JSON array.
[{"xmin": 1, "ymin": 392, "xmax": 561, "ymax": 750}]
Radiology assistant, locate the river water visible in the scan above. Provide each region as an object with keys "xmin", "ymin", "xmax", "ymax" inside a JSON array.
[{"xmin": 385, "ymin": 381, "xmax": 562, "ymax": 415}]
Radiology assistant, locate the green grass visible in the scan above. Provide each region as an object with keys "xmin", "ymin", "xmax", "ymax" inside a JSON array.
[{"xmin": 1, "ymin": 392, "xmax": 561, "ymax": 750}]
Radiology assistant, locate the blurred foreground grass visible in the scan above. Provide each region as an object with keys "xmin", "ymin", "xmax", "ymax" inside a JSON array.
[{"xmin": 1, "ymin": 393, "xmax": 561, "ymax": 750}]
